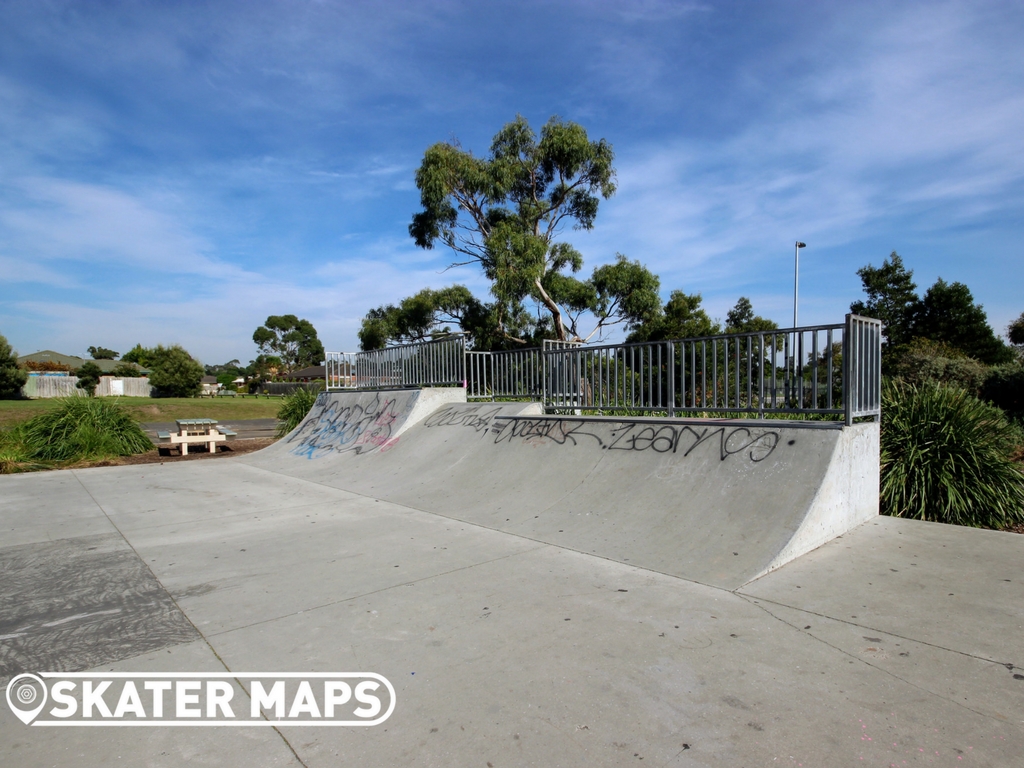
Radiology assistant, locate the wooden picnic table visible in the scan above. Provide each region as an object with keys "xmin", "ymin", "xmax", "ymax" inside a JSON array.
[{"xmin": 156, "ymin": 418, "xmax": 237, "ymax": 455}]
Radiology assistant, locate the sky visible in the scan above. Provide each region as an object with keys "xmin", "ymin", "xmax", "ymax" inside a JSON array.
[{"xmin": 1, "ymin": 0, "xmax": 1022, "ymax": 365}]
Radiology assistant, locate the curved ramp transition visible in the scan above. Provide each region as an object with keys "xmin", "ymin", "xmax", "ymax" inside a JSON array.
[{"xmin": 245, "ymin": 392, "xmax": 878, "ymax": 589}]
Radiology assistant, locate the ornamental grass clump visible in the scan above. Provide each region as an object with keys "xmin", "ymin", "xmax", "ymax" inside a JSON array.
[
  {"xmin": 0, "ymin": 427, "xmax": 45, "ymax": 473},
  {"xmin": 881, "ymin": 380, "xmax": 1024, "ymax": 529},
  {"xmin": 276, "ymin": 385, "xmax": 321, "ymax": 438},
  {"xmin": 19, "ymin": 397, "xmax": 152, "ymax": 463}
]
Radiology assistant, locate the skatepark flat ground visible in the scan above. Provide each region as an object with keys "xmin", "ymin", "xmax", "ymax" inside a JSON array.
[{"xmin": 2, "ymin": 455, "xmax": 1023, "ymax": 767}]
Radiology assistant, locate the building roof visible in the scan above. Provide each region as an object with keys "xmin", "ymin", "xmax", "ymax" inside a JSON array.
[{"xmin": 285, "ymin": 365, "xmax": 326, "ymax": 380}]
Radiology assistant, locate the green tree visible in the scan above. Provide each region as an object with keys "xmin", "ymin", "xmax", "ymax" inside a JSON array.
[
  {"xmin": 87, "ymin": 346, "xmax": 119, "ymax": 360},
  {"xmin": 915, "ymin": 279, "xmax": 1012, "ymax": 365},
  {"xmin": 110, "ymin": 362, "xmax": 145, "ymax": 378},
  {"xmin": 1008, "ymin": 313, "xmax": 1024, "ymax": 347},
  {"xmin": 891, "ymin": 338, "xmax": 987, "ymax": 393},
  {"xmin": 148, "ymin": 345, "xmax": 205, "ymax": 397},
  {"xmin": 75, "ymin": 362, "xmax": 103, "ymax": 396},
  {"xmin": 850, "ymin": 252, "xmax": 919, "ymax": 348},
  {"xmin": 359, "ymin": 286, "xmax": 497, "ymax": 351},
  {"xmin": 409, "ymin": 115, "xmax": 657, "ymax": 343},
  {"xmin": 627, "ymin": 291, "xmax": 720, "ymax": 343},
  {"xmin": 247, "ymin": 354, "xmax": 283, "ymax": 382},
  {"xmin": 122, "ymin": 344, "xmax": 157, "ymax": 369},
  {"xmin": 725, "ymin": 297, "xmax": 779, "ymax": 333},
  {"xmin": 0, "ymin": 334, "xmax": 28, "ymax": 399},
  {"xmin": 253, "ymin": 315, "xmax": 325, "ymax": 372}
]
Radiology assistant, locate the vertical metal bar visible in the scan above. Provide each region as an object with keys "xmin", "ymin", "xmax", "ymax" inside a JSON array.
[
  {"xmin": 667, "ymin": 341, "xmax": 676, "ymax": 416},
  {"xmin": 811, "ymin": 330, "xmax": 819, "ymax": 410},
  {"xmin": 825, "ymin": 329, "xmax": 833, "ymax": 410},
  {"xmin": 732, "ymin": 337, "xmax": 739, "ymax": 410},
  {"xmin": 711, "ymin": 339, "xmax": 718, "ymax": 409},
  {"xmin": 844, "ymin": 315, "xmax": 854, "ymax": 426},
  {"xmin": 701, "ymin": 340, "xmax": 707, "ymax": 409},
  {"xmin": 692, "ymin": 342, "xmax": 700, "ymax": 411}
]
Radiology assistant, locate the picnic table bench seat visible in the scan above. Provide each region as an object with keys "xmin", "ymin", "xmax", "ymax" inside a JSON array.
[{"xmin": 156, "ymin": 418, "xmax": 236, "ymax": 455}]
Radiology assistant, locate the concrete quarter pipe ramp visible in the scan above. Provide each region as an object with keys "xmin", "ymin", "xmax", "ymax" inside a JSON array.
[{"xmin": 246, "ymin": 390, "xmax": 879, "ymax": 588}]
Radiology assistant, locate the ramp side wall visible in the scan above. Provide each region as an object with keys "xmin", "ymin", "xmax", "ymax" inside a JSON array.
[{"xmin": 754, "ymin": 421, "xmax": 880, "ymax": 582}]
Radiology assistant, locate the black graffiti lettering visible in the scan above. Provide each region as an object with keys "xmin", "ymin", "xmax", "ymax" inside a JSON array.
[
  {"xmin": 490, "ymin": 417, "xmax": 781, "ymax": 463},
  {"xmin": 423, "ymin": 405, "xmax": 504, "ymax": 433},
  {"xmin": 605, "ymin": 424, "xmax": 681, "ymax": 454},
  {"xmin": 491, "ymin": 418, "xmax": 605, "ymax": 447}
]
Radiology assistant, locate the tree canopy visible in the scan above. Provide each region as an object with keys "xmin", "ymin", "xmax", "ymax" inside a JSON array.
[
  {"xmin": 252, "ymin": 315, "xmax": 325, "ymax": 372},
  {"xmin": 405, "ymin": 115, "xmax": 659, "ymax": 344},
  {"xmin": 850, "ymin": 252, "xmax": 919, "ymax": 348},
  {"xmin": 87, "ymin": 346, "xmax": 119, "ymax": 360},
  {"xmin": 122, "ymin": 344, "xmax": 157, "ymax": 369},
  {"xmin": 1008, "ymin": 313, "xmax": 1024, "ymax": 347},
  {"xmin": 725, "ymin": 297, "xmax": 779, "ymax": 334},
  {"xmin": 851, "ymin": 252, "xmax": 1012, "ymax": 366},
  {"xmin": 147, "ymin": 345, "xmax": 205, "ymax": 397},
  {"xmin": 75, "ymin": 362, "xmax": 103, "ymax": 396},
  {"xmin": 627, "ymin": 291, "xmax": 719, "ymax": 343},
  {"xmin": 0, "ymin": 333, "xmax": 28, "ymax": 399}
]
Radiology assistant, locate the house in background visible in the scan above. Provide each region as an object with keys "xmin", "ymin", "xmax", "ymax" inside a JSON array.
[
  {"xmin": 283, "ymin": 365, "xmax": 326, "ymax": 383},
  {"xmin": 200, "ymin": 375, "xmax": 221, "ymax": 395}
]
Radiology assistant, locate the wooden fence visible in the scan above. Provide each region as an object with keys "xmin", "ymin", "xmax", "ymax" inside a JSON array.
[{"xmin": 21, "ymin": 375, "xmax": 154, "ymax": 399}]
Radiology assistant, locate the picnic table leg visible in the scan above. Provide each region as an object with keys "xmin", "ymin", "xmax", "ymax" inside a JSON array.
[
  {"xmin": 208, "ymin": 439, "xmax": 216, "ymax": 453},
  {"xmin": 181, "ymin": 441, "xmax": 188, "ymax": 456}
]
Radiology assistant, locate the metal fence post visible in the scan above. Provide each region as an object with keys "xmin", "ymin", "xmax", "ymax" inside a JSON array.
[
  {"xmin": 844, "ymin": 313, "xmax": 854, "ymax": 426},
  {"xmin": 666, "ymin": 341, "xmax": 675, "ymax": 417}
]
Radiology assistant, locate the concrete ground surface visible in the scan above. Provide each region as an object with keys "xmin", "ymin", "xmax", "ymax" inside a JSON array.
[
  {"xmin": 1, "ymin": 460, "xmax": 1022, "ymax": 767},
  {"xmin": 3, "ymin": 389, "xmax": 1023, "ymax": 766}
]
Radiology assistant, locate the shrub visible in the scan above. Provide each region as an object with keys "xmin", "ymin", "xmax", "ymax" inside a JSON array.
[
  {"xmin": 891, "ymin": 338, "xmax": 987, "ymax": 393},
  {"xmin": 0, "ymin": 333, "xmax": 28, "ymax": 399},
  {"xmin": 276, "ymin": 385, "xmax": 322, "ymax": 437},
  {"xmin": 880, "ymin": 380, "xmax": 1024, "ymax": 529},
  {"xmin": 19, "ymin": 397, "xmax": 152, "ymax": 462},
  {"xmin": 981, "ymin": 363, "xmax": 1024, "ymax": 422},
  {"xmin": 110, "ymin": 362, "xmax": 145, "ymax": 378},
  {"xmin": 75, "ymin": 361, "xmax": 103, "ymax": 396},
  {"xmin": 148, "ymin": 345, "xmax": 204, "ymax": 397},
  {"xmin": 0, "ymin": 427, "xmax": 43, "ymax": 473}
]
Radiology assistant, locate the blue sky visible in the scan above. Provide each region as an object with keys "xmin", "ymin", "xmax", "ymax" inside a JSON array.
[{"xmin": 2, "ymin": 0, "xmax": 1022, "ymax": 365}]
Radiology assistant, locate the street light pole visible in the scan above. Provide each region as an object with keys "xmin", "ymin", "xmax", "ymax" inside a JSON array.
[{"xmin": 793, "ymin": 241, "xmax": 806, "ymax": 328}]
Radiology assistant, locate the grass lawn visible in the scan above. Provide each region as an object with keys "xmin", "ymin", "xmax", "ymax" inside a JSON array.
[{"xmin": 0, "ymin": 396, "xmax": 284, "ymax": 428}]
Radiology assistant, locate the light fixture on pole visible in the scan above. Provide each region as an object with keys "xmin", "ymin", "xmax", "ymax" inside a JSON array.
[{"xmin": 793, "ymin": 241, "xmax": 806, "ymax": 328}]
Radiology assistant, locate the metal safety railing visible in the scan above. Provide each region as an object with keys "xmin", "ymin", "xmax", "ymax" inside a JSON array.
[
  {"xmin": 326, "ymin": 335, "xmax": 466, "ymax": 391},
  {"xmin": 325, "ymin": 352, "xmax": 358, "ymax": 390},
  {"xmin": 466, "ymin": 348, "xmax": 544, "ymax": 400},
  {"xmin": 327, "ymin": 315, "xmax": 881, "ymax": 423},
  {"xmin": 542, "ymin": 314, "xmax": 881, "ymax": 423}
]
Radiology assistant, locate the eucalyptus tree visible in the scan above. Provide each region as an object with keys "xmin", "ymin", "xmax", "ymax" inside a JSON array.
[{"xmin": 407, "ymin": 115, "xmax": 660, "ymax": 345}]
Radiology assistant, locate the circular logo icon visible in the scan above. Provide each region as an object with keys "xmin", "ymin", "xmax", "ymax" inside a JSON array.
[{"xmin": 6, "ymin": 673, "xmax": 48, "ymax": 725}]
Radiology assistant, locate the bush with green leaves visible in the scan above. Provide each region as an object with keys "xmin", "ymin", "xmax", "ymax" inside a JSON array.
[
  {"xmin": 17, "ymin": 397, "xmax": 152, "ymax": 463},
  {"xmin": 110, "ymin": 362, "xmax": 145, "ymax": 378},
  {"xmin": 0, "ymin": 333, "xmax": 28, "ymax": 399},
  {"xmin": 891, "ymin": 338, "xmax": 988, "ymax": 394},
  {"xmin": 76, "ymin": 361, "xmax": 103, "ymax": 396},
  {"xmin": 148, "ymin": 344, "xmax": 205, "ymax": 397},
  {"xmin": 276, "ymin": 385, "xmax": 322, "ymax": 437},
  {"xmin": 982, "ymin": 363, "xmax": 1024, "ymax": 423},
  {"xmin": 880, "ymin": 380, "xmax": 1024, "ymax": 528},
  {"xmin": 0, "ymin": 427, "xmax": 38, "ymax": 473}
]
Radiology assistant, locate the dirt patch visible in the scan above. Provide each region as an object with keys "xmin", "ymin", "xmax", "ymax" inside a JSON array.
[{"xmin": 81, "ymin": 438, "xmax": 278, "ymax": 468}]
